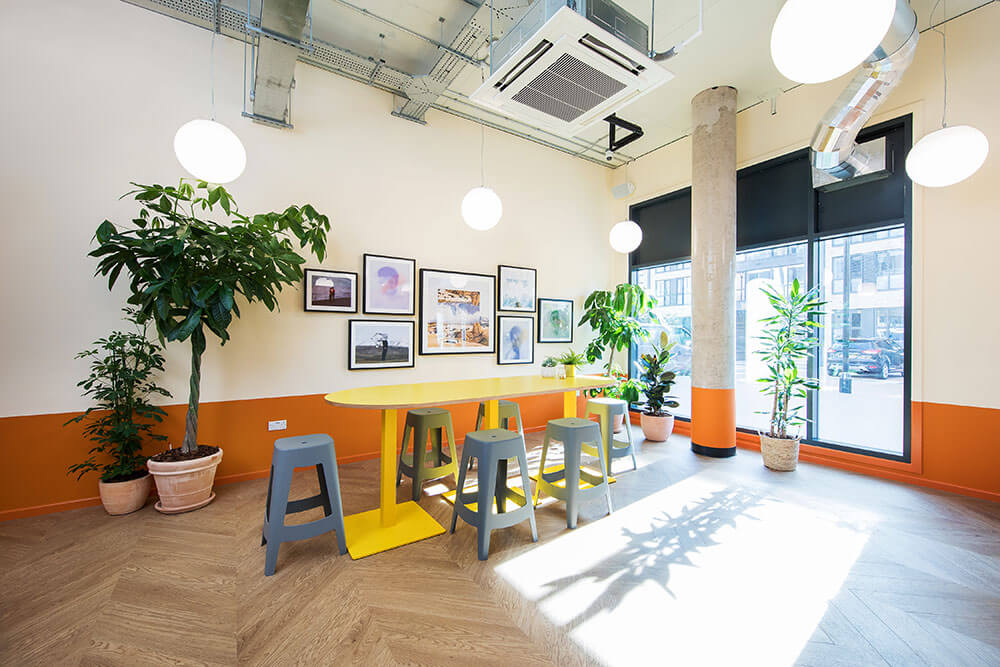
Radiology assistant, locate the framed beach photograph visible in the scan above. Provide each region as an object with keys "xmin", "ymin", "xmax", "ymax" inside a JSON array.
[
  {"xmin": 497, "ymin": 315, "xmax": 534, "ymax": 365},
  {"xmin": 363, "ymin": 254, "xmax": 416, "ymax": 315},
  {"xmin": 537, "ymin": 298, "xmax": 574, "ymax": 343},
  {"xmin": 419, "ymin": 269, "xmax": 496, "ymax": 355},
  {"xmin": 304, "ymin": 269, "xmax": 358, "ymax": 313},
  {"xmin": 497, "ymin": 265, "xmax": 537, "ymax": 312},
  {"xmin": 348, "ymin": 320, "xmax": 415, "ymax": 370}
]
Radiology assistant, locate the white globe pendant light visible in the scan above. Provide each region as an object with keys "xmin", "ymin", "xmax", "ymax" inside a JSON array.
[
  {"xmin": 174, "ymin": 119, "xmax": 246, "ymax": 184},
  {"xmin": 770, "ymin": 0, "xmax": 896, "ymax": 84},
  {"xmin": 906, "ymin": 126, "xmax": 989, "ymax": 188},
  {"xmin": 609, "ymin": 220, "xmax": 642, "ymax": 254},
  {"xmin": 461, "ymin": 186, "xmax": 503, "ymax": 231}
]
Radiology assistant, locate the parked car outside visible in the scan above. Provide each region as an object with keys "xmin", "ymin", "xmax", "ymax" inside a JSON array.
[{"xmin": 826, "ymin": 338, "xmax": 903, "ymax": 379}]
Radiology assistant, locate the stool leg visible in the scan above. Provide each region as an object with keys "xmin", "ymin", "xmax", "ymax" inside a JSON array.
[
  {"xmin": 431, "ymin": 427, "xmax": 444, "ymax": 467},
  {"xmin": 533, "ymin": 433, "xmax": 551, "ymax": 507},
  {"xmin": 494, "ymin": 458, "xmax": 508, "ymax": 514},
  {"xmin": 595, "ymin": 435, "xmax": 614, "ymax": 517},
  {"xmin": 450, "ymin": 450, "xmax": 471, "ymax": 534},
  {"xmin": 470, "ymin": 406, "xmax": 484, "ymax": 471},
  {"xmin": 411, "ymin": 426, "xmax": 429, "ymax": 502},
  {"xmin": 264, "ymin": 464, "xmax": 294, "ymax": 576},
  {"xmin": 625, "ymin": 414, "xmax": 638, "ymax": 471},
  {"xmin": 262, "ymin": 464, "xmax": 274, "ymax": 546},
  {"xmin": 477, "ymin": 456, "xmax": 498, "ymax": 560},
  {"xmin": 565, "ymin": 438, "xmax": 583, "ymax": 529},
  {"xmin": 514, "ymin": 404, "xmax": 525, "ymax": 443},
  {"xmin": 396, "ymin": 422, "xmax": 411, "ymax": 488},
  {"xmin": 516, "ymin": 449, "xmax": 538, "ymax": 542},
  {"xmin": 315, "ymin": 464, "xmax": 333, "ymax": 516},
  {"xmin": 444, "ymin": 419, "xmax": 459, "ymax": 484},
  {"xmin": 319, "ymin": 451, "xmax": 348, "ymax": 556}
]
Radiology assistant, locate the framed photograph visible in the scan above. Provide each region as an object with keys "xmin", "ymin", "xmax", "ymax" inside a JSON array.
[
  {"xmin": 497, "ymin": 265, "xmax": 537, "ymax": 312},
  {"xmin": 348, "ymin": 320, "xmax": 415, "ymax": 370},
  {"xmin": 497, "ymin": 315, "xmax": 534, "ymax": 365},
  {"xmin": 537, "ymin": 298, "xmax": 574, "ymax": 343},
  {"xmin": 304, "ymin": 269, "xmax": 358, "ymax": 313},
  {"xmin": 419, "ymin": 269, "xmax": 496, "ymax": 354},
  {"xmin": 363, "ymin": 254, "xmax": 416, "ymax": 315}
]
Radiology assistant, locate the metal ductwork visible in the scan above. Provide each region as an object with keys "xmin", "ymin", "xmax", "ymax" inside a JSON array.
[
  {"xmin": 810, "ymin": 0, "xmax": 918, "ymax": 184},
  {"xmin": 246, "ymin": 0, "xmax": 311, "ymax": 127}
]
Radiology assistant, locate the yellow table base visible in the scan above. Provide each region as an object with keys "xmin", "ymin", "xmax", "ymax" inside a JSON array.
[{"xmin": 343, "ymin": 501, "xmax": 445, "ymax": 559}]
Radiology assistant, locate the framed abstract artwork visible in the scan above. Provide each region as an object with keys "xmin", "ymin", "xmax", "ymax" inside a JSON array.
[
  {"xmin": 419, "ymin": 269, "xmax": 496, "ymax": 354},
  {"xmin": 304, "ymin": 269, "xmax": 358, "ymax": 313},
  {"xmin": 497, "ymin": 264, "xmax": 537, "ymax": 312},
  {"xmin": 363, "ymin": 254, "xmax": 416, "ymax": 316},
  {"xmin": 497, "ymin": 315, "xmax": 534, "ymax": 365},
  {"xmin": 537, "ymin": 298, "xmax": 574, "ymax": 343},
  {"xmin": 348, "ymin": 319, "xmax": 415, "ymax": 370}
]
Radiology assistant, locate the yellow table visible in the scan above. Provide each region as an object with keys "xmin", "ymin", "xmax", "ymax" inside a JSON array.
[{"xmin": 324, "ymin": 374, "xmax": 613, "ymax": 558}]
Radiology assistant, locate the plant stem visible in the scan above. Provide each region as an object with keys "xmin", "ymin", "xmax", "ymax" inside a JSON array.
[{"xmin": 182, "ymin": 326, "xmax": 206, "ymax": 453}]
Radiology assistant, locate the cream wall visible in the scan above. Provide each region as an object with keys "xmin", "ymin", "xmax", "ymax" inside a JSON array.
[
  {"xmin": 0, "ymin": 0, "xmax": 617, "ymax": 418},
  {"xmin": 612, "ymin": 3, "xmax": 1000, "ymax": 410}
]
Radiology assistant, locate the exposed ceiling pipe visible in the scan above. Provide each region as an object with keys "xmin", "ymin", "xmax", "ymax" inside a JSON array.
[
  {"xmin": 810, "ymin": 0, "xmax": 918, "ymax": 181},
  {"xmin": 649, "ymin": 0, "xmax": 704, "ymax": 62}
]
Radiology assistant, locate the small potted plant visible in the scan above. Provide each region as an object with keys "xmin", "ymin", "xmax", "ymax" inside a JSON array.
[
  {"xmin": 65, "ymin": 310, "xmax": 171, "ymax": 515},
  {"xmin": 756, "ymin": 279, "xmax": 825, "ymax": 471},
  {"xmin": 557, "ymin": 348, "xmax": 586, "ymax": 378},
  {"xmin": 541, "ymin": 356, "xmax": 558, "ymax": 378},
  {"xmin": 636, "ymin": 332, "xmax": 680, "ymax": 442}
]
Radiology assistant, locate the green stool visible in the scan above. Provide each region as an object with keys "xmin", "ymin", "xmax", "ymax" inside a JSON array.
[
  {"xmin": 469, "ymin": 400, "xmax": 525, "ymax": 469},
  {"xmin": 396, "ymin": 408, "xmax": 459, "ymax": 502},
  {"xmin": 584, "ymin": 398, "xmax": 637, "ymax": 473},
  {"xmin": 533, "ymin": 418, "xmax": 613, "ymax": 529}
]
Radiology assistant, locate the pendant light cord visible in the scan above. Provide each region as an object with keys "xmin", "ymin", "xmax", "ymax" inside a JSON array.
[
  {"xmin": 211, "ymin": 31, "xmax": 217, "ymax": 121},
  {"xmin": 480, "ymin": 1, "xmax": 492, "ymax": 188},
  {"xmin": 930, "ymin": 0, "xmax": 948, "ymax": 128}
]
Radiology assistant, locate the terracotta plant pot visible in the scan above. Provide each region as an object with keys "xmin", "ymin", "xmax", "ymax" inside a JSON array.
[
  {"xmin": 98, "ymin": 473, "xmax": 152, "ymax": 516},
  {"xmin": 147, "ymin": 448, "xmax": 223, "ymax": 514},
  {"xmin": 640, "ymin": 412, "xmax": 674, "ymax": 442},
  {"xmin": 612, "ymin": 412, "xmax": 625, "ymax": 433},
  {"xmin": 760, "ymin": 434, "xmax": 800, "ymax": 471},
  {"xmin": 563, "ymin": 364, "xmax": 576, "ymax": 378}
]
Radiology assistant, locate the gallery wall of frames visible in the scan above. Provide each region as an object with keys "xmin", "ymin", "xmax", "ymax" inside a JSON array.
[{"xmin": 304, "ymin": 255, "xmax": 575, "ymax": 371}]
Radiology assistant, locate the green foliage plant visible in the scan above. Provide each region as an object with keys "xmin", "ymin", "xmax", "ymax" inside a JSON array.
[
  {"xmin": 636, "ymin": 332, "xmax": 680, "ymax": 416},
  {"xmin": 541, "ymin": 356, "xmax": 558, "ymax": 368},
  {"xmin": 557, "ymin": 348, "xmax": 586, "ymax": 366},
  {"xmin": 578, "ymin": 283, "xmax": 659, "ymax": 376}
]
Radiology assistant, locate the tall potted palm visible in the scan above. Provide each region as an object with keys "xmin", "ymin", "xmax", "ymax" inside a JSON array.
[
  {"xmin": 756, "ymin": 279, "xmax": 825, "ymax": 471},
  {"xmin": 92, "ymin": 181, "xmax": 330, "ymax": 512}
]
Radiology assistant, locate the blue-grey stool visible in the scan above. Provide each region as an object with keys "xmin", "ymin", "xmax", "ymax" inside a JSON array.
[
  {"xmin": 450, "ymin": 429, "xmax": 538, "ymax": 560},
  {"xmin": 396, "ymin": 408, "xmax": 459, "ymax": 501},
  {"xmin": 469, "ymin": 400, "xmax": 525, "ymax": 469},
  {"xmin": 262, "ymin": 433, "xmax": 347, "ymax": 576},
  {"xmin": 533, "ymin": 418, "xmax": 613, "ymax": 529},
  {"xmin": 585, "ymin": 397, "xmax": 637, "ymax": 473}
]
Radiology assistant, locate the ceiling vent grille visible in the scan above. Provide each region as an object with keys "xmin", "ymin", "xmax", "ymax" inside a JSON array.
[{"xmin": 511, "ymin": 53, "xmax": 626, "ymax": 123}]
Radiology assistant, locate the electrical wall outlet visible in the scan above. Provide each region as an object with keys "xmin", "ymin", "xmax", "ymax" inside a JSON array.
[{"xmin": 268, "ymin": 419, "xmax": 287, "ymax": 431}]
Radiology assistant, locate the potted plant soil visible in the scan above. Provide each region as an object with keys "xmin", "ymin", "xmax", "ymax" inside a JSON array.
[
  {"xmin": 65, "ymin": 310, "xmax": 171, "ymax": 515},
  {"xmin": 91, "ymin": 181, "xmax": 330, "ymax": 513},
  {"xmin": 637, "ymin": 332, "xmax": 680, "ymax": 442},
  {"xmin": 756, "ymin": 279, "xmax": 825, "ymax": 471},
  {"xmin": 557, "ymin": 348, "xmax": 586, "ymax": 378}
]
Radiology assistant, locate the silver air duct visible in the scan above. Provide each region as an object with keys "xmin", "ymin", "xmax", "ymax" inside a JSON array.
[{"xmin": 810, "ymin": 0, "xmax": 918, "ymax": 184}]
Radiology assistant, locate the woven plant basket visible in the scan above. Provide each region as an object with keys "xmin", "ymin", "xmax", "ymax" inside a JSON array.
[{"xmin": 759, "ymin": 434, "xmax": 800, "ymax": 471}]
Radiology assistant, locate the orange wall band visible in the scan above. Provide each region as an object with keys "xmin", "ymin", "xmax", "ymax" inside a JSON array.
[{"xmin": 691, "ymin": 386, "xmax": 736, "ymax": 455}]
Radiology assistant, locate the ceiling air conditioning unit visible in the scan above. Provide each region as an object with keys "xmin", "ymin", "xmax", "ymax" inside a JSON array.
[{"xmin": 471, "ymin": 0, "xmax": 672, "ymax": 137}]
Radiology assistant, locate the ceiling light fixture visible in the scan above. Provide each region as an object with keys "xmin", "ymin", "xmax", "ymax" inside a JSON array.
[
  {"xmin": 770, "ymin": 0, "xmax": 896, "ymax": 84},
  {"xmin": 610, "ymin": 159, "xmax": 642, "ymax": 254},
  {"xmin": 905, "ymin": 1, "xmax": 989, "ymax": 187}
]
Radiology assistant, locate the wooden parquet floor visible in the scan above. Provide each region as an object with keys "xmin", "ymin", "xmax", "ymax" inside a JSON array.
[{"xmin": 2, "ymin": 431, "xmax": 998, "ymax": 666}]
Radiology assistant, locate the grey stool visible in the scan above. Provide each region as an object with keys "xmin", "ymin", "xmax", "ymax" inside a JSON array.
[
  {"xmin": 450, "ymin": 429, "xmax": 538, "ymax": 560},
  {"xmin": 396, "ymin": 408, "xmax": 459, "ymax": 501},
  {"xmin": 262, "ymin": 433, "xmax": 347, "ymax": 576},
  {"xmin": 469, "ymin": 400, "xmax": 525, "ymax": 469},
  {"xmin": 533, "ymin": 418, "xmax": 614, "ymax": 529},
  {"xmin": 584, "ymin": 397, "xmax": 637, "ymax": 473}
]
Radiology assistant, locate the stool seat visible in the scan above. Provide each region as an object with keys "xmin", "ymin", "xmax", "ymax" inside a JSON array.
[
  {"xmin": 274, "ymin": 433, "xmax": 333, "ymax": 451},
  {"xmin": 470, "ymin": 400, "xmax": 525, "ymax": 470},
  {"xmin": 534, "ymin": 418, "xmax": 613, "ymax": 529},
  {"xmin": 586, "ymin": 398, "xmax": 638, "ymax": 473},
  {"xmin": 397, "ymin": 408, "xmax": 459, "ymax": 502}
]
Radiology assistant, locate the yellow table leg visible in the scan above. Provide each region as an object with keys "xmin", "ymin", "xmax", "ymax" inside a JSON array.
[
  {"xmin": 342, "ymin": 408, "xmax": 446, "ymax": 559},
  {"xmin": 484, "ymin": 399, "xmax": 500, "ymax": 429},
  {"xmin": 563, "ymin": 390, "xmax": 577, "ymax": 418}
]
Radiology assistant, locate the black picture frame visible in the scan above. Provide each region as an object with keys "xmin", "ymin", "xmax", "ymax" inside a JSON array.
[
  {"xmin": 497, "ymin": 264, "xmax": 537, "ymax": 312},
  {"xmin": 348, "ymin": 319, "xmax": 415, "ymax": 370},
  {"xmin": 418, "ymin": 268, "xmax": 496, "ymax": 355},
  {"xmin": 304, "ymin": 269, "xmax": 358, "ymax": 313},
  {"xmin": 362, "ymin": 253, "xmax": 417, "ymax": 316},
  {"xmin": 537, "ymin": 298, "xmax": 574, "ymax": 343},
  {"xmin": 497, "ymin": 315, "xmax": 535, "ymax": 365}
]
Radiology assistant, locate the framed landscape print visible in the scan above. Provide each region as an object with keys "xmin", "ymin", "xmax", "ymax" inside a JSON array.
[
  {"xmin": 363, "ymin": 254, "xmax": 416, "ymax": 315},
  {"xmin": 497, "ymin": 265, "xmax": 536, "ymax": 312},
  {"xmin": 537, "ymin": 298, "xmax": 574, "ymax": 343},
  {"xmin": 497, "ymin": 315, "xmax": 534, "ymax": 365},
  {"xmin": 304, "ymin": 269, "xmax": 358, "ymax": 313},
  {"xmin": 419, "ymin": 269, "xmax": 496, "ymax": 354},
  {"xmin": 348, "ymin": 320, "xmax": 415, "ymax": 370}
]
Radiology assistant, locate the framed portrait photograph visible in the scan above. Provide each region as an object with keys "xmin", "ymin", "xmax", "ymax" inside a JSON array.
[
  {"xmin": 419, "ymin": 269, "xmax": 496, "ymax": 355},
  {"xmin": 497, "ymin": 265, "xmax": 537, "ymax": 312},
  {"xmin": 304, "ymin": 269, "xmax": 358, "ymax": 313},
  {"xmin": 348, "ymin": 320, "xmax": 415, "ymax": 370},
  {"xmin": 537, "ymin": 298, "xmax": 574, "ymax": 343},
  {"xmin": 363, "ymin": 254, "xmax": 416, "ymax": 316},
  {"xmin": 497, "ymin": 315, "xmax": 534, "ymax": 365}
]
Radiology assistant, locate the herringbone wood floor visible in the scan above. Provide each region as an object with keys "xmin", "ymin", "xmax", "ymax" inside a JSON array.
[{"xmin": 2, "ymin": 430, "xmax": 998, "ymax": 666}]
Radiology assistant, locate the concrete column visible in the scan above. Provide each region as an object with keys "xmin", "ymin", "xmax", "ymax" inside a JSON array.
[{"xmin": 690, "ymin": 86, "xmax": 737, "ymax": 457}]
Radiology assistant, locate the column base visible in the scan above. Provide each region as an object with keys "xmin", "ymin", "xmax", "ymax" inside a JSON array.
[{"xmin": 691, "ymin": 442, "xmax": 737, "ymax": 458}]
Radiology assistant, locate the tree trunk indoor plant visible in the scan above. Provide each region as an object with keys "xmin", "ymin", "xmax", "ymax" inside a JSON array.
[
  {"xmin": 756, "ymin": 279, "xmax": 825, "ymax": 471},
  {"xmin": 636, "ymin": 332, "xmax": 680, "ymax": 442},
  {"xmin": 65, "ymin": 310, "xmax": 171, "ymax": 515},
  {"xmin": 91, "ymin": 181, "xmax": 330, "ymax": 512}
]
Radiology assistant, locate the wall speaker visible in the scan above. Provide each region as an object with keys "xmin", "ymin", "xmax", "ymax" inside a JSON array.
[{"xmin": 612, "ymin": 181, "xmax": 636, "ymax": 199}]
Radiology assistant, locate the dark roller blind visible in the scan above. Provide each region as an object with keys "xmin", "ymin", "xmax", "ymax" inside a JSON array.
[
  {"xmin": 737, "ymin": 149, "xmax": 812, "ymax": 247},
  {"xmin": 629, "ymin": 187, "xmax": 691, "ymax": 268}
]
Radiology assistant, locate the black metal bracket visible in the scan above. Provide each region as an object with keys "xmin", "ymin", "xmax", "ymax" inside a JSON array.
[{"xmin": 605, "ymin": 114, "xmax": 644, "ymax": 153}]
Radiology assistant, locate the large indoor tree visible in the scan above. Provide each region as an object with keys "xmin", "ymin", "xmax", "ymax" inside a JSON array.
[{"xmin": 92, "ymin": 181, "xmax": 330, "ymax": 455}]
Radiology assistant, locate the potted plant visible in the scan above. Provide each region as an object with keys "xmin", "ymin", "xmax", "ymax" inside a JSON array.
[
  {"xmin": 541, "ymin": 356, "xmax": 558, "ymax": 378},
  {"xmin": 557, "ymin": 348, "xmax": 586, "ymax": 378},
  {"xmin": 579, "ymin": 283, "xmax": 659, "ymax": 377},
  {"xmin": 756, "ymin": 279, "xmax": 825, "ymax": 471},
  {"xmin": 65, "ymin": 310, "xmax": 171, "ymax": 515},
  {"xmin": 636, "ymin": 332, "xmax": 680, "ymax": 442},
  {"xmin": 91, "ymin": 181, "xmax": 330, "ymax": 513},
  {"xmin": 602, "ymin": 368, "xmax": 643, "ymax": 433}
]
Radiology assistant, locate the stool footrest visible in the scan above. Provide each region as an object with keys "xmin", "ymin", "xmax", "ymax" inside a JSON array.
[
  {"xmin": 285, "ymin": 494, "xmax": 327, "ymax": 514},
  {"xmin": 264, "ymin": 514, "xmax": 342, "ymax": 543}
]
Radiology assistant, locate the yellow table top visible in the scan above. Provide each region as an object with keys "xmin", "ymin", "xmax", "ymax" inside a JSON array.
[{"xmin": 324, "ymin": 374, "xmax": 614, "ymax": 409}]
